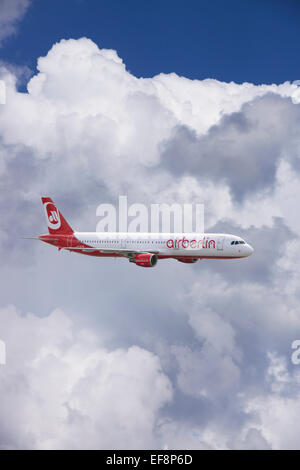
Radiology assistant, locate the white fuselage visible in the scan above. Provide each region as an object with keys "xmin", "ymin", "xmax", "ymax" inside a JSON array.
[{"xmin": 74, "ymin": 232, "xmax": 254, "ymax": 259}]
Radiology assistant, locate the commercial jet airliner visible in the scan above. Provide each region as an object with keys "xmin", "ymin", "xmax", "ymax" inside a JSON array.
[{"xmin": 29, "ymin": 197, "xmax": 254, "ymax": 267}]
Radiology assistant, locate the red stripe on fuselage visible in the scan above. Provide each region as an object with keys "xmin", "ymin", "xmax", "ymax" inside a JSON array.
[{"xmin": 39, "ymin": 234, "xmax": 243, "ymax": 259}]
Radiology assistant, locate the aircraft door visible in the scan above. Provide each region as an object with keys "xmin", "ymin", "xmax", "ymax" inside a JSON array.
[{"xmin": 217, "ymin": 237, "xmax": 224, "ymax": 250}]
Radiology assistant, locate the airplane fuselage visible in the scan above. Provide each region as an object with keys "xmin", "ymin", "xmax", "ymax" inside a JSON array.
[
  {"xmin": 36, "ymin": 198, "xmax": 254, "ymax": 267},
  {"xmin": 40, "ymin": 231, "xmax": 254, "ymax": 262}
]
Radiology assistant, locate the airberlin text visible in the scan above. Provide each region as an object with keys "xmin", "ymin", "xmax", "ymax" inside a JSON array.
[{"xmin": 166, "ymin": 237, "xmax": 215, "ymax": 249}]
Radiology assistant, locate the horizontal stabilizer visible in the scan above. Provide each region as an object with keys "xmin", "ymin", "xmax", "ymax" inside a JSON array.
[{"xmin": 24, "ymin": 237, "xmax": 60, "ymax": 242}]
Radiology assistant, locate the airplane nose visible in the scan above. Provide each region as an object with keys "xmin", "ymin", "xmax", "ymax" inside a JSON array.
[{"xmin": 247, "ymin": 244, "xmax": 254, "ymax": 256}]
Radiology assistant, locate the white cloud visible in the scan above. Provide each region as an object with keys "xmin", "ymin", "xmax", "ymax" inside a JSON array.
[
  {"xmin": 1, "ymin": 37, "xmax": 300, "ymax": 449},
  {"xmin": 1, "ymin": 37, "xmax": 300, "ymax": 205},
  {"xmin": 0, "ymin": 0, "xmax": 30, "ymax": 45},
  {"xmin": 246, "ymin": 353, "xmax": 300, "ymax": 449},
  {"xmin": 173, "ymin": 344, "xmax": 240, "ymax": 399},
  {"xmin": 247, "ymin": 394, "xmax": 300, "ymax": 449},
  {"xmin": 0, "ymin": 305, "xmax": 172, "ymax": 449}
]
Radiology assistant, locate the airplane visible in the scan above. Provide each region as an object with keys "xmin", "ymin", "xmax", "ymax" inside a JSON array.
[{"xmin": 27, "ymin": 197, "xmax": 254, "ymax": 268}]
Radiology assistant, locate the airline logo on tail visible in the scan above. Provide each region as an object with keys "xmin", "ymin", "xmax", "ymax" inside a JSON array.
[
  {"xmin": 42, "ymin": 197, "xmax": 73, "ymax": 234},
  {"xmin": 43, "ymin": 201, "xmax": 61, "ymax": 230}
]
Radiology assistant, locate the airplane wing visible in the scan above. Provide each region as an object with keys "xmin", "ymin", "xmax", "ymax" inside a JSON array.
[{"xmin": 60, "ymin": 247, "xmax": 159, "ymax": 259}]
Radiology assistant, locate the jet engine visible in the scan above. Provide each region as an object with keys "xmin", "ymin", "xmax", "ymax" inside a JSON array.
[{"xmin": 133, "ymin": 253, "xmax": 158, "ymax": 267}]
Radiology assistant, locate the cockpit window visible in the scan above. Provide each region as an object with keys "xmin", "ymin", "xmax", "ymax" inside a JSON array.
[
  {"xmin": 231, "ymin": 241, "xmax": 235, "ymax": 245},
  {"xmin": 240, "ymin": 241, "xmax": 246, "ymax": 244}
]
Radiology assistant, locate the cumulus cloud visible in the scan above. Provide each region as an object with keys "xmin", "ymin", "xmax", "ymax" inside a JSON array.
[
  {"xmin": 173, "ymin": 344, "xmax": 241, "ymax": 400},
  {"xmin": 161, "ymin": 94, "xmax": 300, "ymax": 200},
  {"xmin": 245, "ymin": 353, "xmax": 300, "ymax": 449},
  {"xmin": 0, "ymin": 0, "xmax": 30, "ymax": 45},
  {"xmin": 0, "ymin": 305, "xmax": 172, "ymax": 449},
  {"xmin": 1, "ymin": 37, "xmax": 300, "ymax": 449}
]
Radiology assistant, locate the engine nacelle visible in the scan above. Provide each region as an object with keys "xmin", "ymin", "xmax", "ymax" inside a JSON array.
[
  {"xmin": 177, "ymin": 257, "xmax": 198, "ymax": 264},
  {"xmin": 134, "ymin": 253, "xmax": 158, "ymax": 267}
]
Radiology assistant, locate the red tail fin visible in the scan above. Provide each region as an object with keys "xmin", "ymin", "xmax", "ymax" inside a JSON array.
[{"xmin": 41, "ymin": 197, "xmax": 73, "ymax": 234}]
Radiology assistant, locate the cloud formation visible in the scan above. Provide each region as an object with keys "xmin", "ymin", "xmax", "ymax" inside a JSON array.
[
  {"xmin": 1, "ymin": 37, "xmax": 300, "ymax": 449},
  {"xmin": 0, "ymin": 0, "xmax": 30, "ymax": 45},
  {"xmin": 0, "ymin": 305, "xmax": 172, "ymax": 449},
  {"xmin": 161, "ymin": 94, "xmax": 300, "ymax": 200}
]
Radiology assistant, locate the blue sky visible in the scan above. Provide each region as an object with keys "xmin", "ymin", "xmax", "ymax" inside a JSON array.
[{"xmin": 1, "ymin": 0, "xmax": 300, "ymax": 85}]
